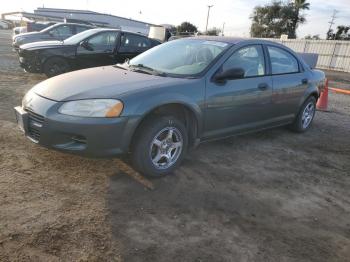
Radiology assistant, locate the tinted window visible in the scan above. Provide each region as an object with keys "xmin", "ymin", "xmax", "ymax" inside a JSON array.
[
  {"xmin": 76, "ymin": 26, "xmax": 89, "ymax": 33},
  {"xmin": 119, "ymin": 33, "xmax": 150, "ymax": 52},
  {"xmin": 268, "ymin": 46, "xmax": 299, "ymax": 74},
  {"xmin": 78, "ymin": 32, "xmax": 118, "ymax": 53},
  {"xmin": 49, "ymin": 25, "xmax": 72, "ymax": 37},
  {"xmin": 223, "ymin": 45, "xmax": 265, "ymax": 77}
]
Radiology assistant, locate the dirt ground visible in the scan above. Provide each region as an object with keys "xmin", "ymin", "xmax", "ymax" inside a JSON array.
[{"xmin": 0, "ymin": 29, "xmax": 350, "ymax": 262}]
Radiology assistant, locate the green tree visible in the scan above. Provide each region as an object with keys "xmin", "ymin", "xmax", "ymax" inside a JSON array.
[
  {"xmin": 250, "ymin": 0, "xmax": 309, "ymax": 38},
  {"xmin": 250, "ymin": 1, "xmax": 292, "ymax": 38},
  {"xmin": 176, "ymin": 22, "xmax": 197, "ymax": 35},
  {"xmin": 304, "ymin": 34, "xmax": 320, "ymax": 40},
  {"xmin": 206, "ymin": 27, "xmax": 221, "ymax": 36},
  {"xmin": 289, "ymin": 0, "xmax": 310, "ymax": 38},
  {"xmin": 326, "ymin": 26, "xmax": 350, "ymax": 40}
]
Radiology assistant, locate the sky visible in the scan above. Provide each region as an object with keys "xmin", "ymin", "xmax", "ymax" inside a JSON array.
[{"xmin": 1, "ymin": 0, "xmax": 350, "ymax": 38}]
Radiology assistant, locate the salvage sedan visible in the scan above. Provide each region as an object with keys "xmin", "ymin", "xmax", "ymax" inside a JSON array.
[
  {"xmin": 14, "ymin": 37, "xmax": 325, "ymax": 177},
  {"xmin": 18, "ymin": 28, "xmax": 160, "ymax": 77}
]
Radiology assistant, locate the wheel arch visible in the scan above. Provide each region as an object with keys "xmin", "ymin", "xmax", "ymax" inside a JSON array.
[
  {"xmin": 128, "ymin": 102, "xmax": 202, "ymax": 151},
  {"xmin": 41, "ymin": 55, "xmax": 70, "ymax": 72},
  {"xmin": 298, "ymin": 87, "xmax": 319, "ymax": 110}
]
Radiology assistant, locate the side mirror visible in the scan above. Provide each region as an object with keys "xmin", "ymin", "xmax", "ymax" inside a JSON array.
[
  {"xmin": 80, "ymin": 40, "xmax": 93, "ymax": 51},
  {"xmin": 48, "ymin": 31, "xmax": 54, "ymax": 36},
  {"xmin": 214, "ymin": 68, "xmax": 245, "ymax": 82}
]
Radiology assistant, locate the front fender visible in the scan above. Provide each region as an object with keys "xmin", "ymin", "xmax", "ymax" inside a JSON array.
[{"xmin": 119, "ymin": 80, "xmax": 206, "ymax": 151}]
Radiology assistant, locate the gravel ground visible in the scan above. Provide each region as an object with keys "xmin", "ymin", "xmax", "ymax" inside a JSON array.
[
  {"xmin": 0, "ymin": 29, "xmax": 350, "ymax": 262},
  {"xmin": 325, "ymin": 70, "xmax": 350, "ymax": 91}
]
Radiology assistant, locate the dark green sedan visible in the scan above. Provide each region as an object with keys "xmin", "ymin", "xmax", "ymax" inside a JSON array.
[{"xmin": 14, "ymin": 36, "xmax": 325, "ymax": 177}]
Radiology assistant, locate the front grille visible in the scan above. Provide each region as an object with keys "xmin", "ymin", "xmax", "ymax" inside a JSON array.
[{"xmin": 26, "ymin": 109, "xmax": 45, "ymax": 142}]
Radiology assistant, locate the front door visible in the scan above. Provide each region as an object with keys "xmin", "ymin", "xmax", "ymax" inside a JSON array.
[
  {"xmin": 76, "ymin": 31, "xmax": 119, "ymax": 69},
  {"xmin": 204, "ymin": 44, "xmax": 273, "ymax": 139}
]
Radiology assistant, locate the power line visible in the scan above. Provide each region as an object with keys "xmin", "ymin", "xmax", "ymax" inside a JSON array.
[{"xmin": 327, "ymin": 9, "xmax": 339, "ymax": 33}]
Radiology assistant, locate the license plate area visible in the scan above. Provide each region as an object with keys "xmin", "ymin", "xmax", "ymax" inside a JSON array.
[{"xmin": 14, "ymin": 106, "xmax": 28, "ymax": 134}]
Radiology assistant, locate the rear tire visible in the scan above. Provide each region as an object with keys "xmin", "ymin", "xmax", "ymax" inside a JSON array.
[
  {"xmin": 43, "ymin": 57, "xmax": 70, "ymax": 77},
  {"xmin": 131, "ymin": 116, "xmax": 188, "ymax": 177},
  {"xmin": 289, "ymin": 96, "xmax": 316, "ymax": 133}
]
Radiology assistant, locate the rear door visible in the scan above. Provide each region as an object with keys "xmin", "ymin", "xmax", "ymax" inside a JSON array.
[
  {"xmin": 204, "ymin": 44, "xmax": 273, "ymax": 139},
  {"xmin": 116, "ymin": 32, "xmax": 153, "ymax": 63},
  {"xmin": 75, "ymin": 31, "xmax": 119, "ymax": 69},
  {"xmin": 266, "ymin": 45, "xmax": 309, "ymax": 121}
]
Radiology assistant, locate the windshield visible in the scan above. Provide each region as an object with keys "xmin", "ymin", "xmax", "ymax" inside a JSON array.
[
  {"xmin": 128, "ymin": 39, "xmax": 230, "ymax": 77},
  {"xmin": 63, "ymin": 29, "xmax": 103, "ymax": 45}
]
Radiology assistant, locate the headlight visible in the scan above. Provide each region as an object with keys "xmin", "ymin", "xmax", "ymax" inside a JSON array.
[{"xmin": 58, "ymin": 99, "xmax": 123, "ymax": 118}]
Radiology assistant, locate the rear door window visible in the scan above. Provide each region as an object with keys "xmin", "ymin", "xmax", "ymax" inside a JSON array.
[
  {"xmin": 267, "ymin": 46, "xmax": 299, "ymax": 74},
  {"xmin": 78, "ymin": 31, "xmax": 118, "ymax": 54},
  {"xmin": 75, "ymin": 26, "xmax": 90, "ymax": 34},
  {"xmin": 49, "ymin": 24, "xmax": 73, "ymax": 38},
  {"xmin": 119, "ymin": 33, "xmax": 151, "ymax": 53}
]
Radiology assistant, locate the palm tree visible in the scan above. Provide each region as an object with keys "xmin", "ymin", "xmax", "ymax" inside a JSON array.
[{"xmin": 290, "ymin": 0, "xmax": 310, "ymax": 38}]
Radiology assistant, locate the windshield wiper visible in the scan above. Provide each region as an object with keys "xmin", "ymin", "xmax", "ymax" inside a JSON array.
[{"xmin": 129, "ymin": 64, "xmax": 167, "ymax": 76}]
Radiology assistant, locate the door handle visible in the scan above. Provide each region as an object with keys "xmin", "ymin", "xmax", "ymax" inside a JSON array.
[
  {"xmin": 302, "ymin": 78, "xmax": 308, "ymax": 84},
  {"xmin": 258, "ymin": 83, "xmax": 269, "ymax": 90}
]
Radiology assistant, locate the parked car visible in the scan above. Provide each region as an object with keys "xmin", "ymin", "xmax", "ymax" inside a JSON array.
[
  {"xmin": 0, "ymin": 20, "xmax": 11, "ymax": 29},
  {"xmin": 13, "ymin": 26, "xmax": 27, "ymax": 36},
  {"xmin": 27, "ymin": 22, "xmax": 56, "ymax": 32},
  {"xmin": 14, "ymin": 37, "xmax": 325, "ymax": 177},
  {"xmin": 18, "ymin": 28, "xmax": 161, "ymax": 77},
  {"xmin": 12, "ymin": 22, "xmax": 94, "ymax": 50}
]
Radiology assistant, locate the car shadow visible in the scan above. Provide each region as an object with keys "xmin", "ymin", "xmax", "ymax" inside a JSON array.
[{"xmin": 106, "ymin": 126, "xmax": 339, "ymax": 262}]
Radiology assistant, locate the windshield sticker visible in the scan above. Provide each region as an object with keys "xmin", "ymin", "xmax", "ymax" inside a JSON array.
[{"xmin": 203, "ymin": 41, "xmax": 228, "ymax": 47}]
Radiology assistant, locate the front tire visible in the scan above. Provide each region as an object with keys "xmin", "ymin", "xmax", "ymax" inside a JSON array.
[
  {"xmin": 290, "ymin": 96, "xmax": 316, "ymax": 132},
  {"xmin": 131, "ymin": 116, "xmax": 188, "ymax": 177},
  {"xmin": 43, "ymin": 57, "xmax": 70, "ymax": 77}
]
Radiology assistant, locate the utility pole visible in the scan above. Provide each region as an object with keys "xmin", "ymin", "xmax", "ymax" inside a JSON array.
[
  {"xmin": 327, "ymin": 9, "xmax": 338, "ymax": 39},
  {"xmin": 222, "ymin": 22, "xmax": 225, "ymax": 36},
  {"xmin": 205, "ymin": 5, "xmax": 214, "ymax": 34}
]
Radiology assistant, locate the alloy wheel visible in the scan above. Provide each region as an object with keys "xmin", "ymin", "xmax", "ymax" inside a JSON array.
[
  {"xmin": 301, "ymin": 102, "xmax": 315, "ymax": 129},
  {"xmin": 149, "ymin": 127, "xmax": 183, "ymax": 170}
]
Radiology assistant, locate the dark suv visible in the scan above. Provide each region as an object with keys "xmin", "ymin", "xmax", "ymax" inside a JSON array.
[{"xmin": 12, "ymin": 23, "xmax": 94, "ymax": 49}]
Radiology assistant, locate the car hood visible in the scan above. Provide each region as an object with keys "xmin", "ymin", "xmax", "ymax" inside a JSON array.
[
  {"xmin": 14, "ymin": 31, "xmax": 40, "ymax": 40},
  {"xmin": 32, "ymin": 66, "xmax": 185, "ymax": 101},
  {"xmin": 21, "ymin": 40, "xmax": 65, "ymax": 50}
]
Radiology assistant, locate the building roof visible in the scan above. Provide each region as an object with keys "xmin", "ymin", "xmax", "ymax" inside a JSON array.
[{"xmin": 35, "ymin": 7, "xmax": 158, "ymax": 27}]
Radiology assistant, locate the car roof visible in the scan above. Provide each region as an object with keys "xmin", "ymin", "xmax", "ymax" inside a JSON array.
[
  {"xmin": 84, "ymin": 27, "xmax": 152, "ymax": 37},
  {"xmin": 187, "ymin": 36, "xmax": 247, "ymax": 44},
  {"xmin": 186, "ymin": 36, "xmax": 285, "ymax": 46},
  {"xmin": 53, "ymin": 22, "xmax": 95, "ymax": 27}
]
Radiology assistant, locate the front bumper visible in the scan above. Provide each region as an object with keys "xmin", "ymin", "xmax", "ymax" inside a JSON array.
[
  {"xmin": 18, "ymin": 54, "xmax": 42, "ymax": 73},
  {"xmin": 14, "ymin": 94, "xmax": 137, "ymax": 158}
]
